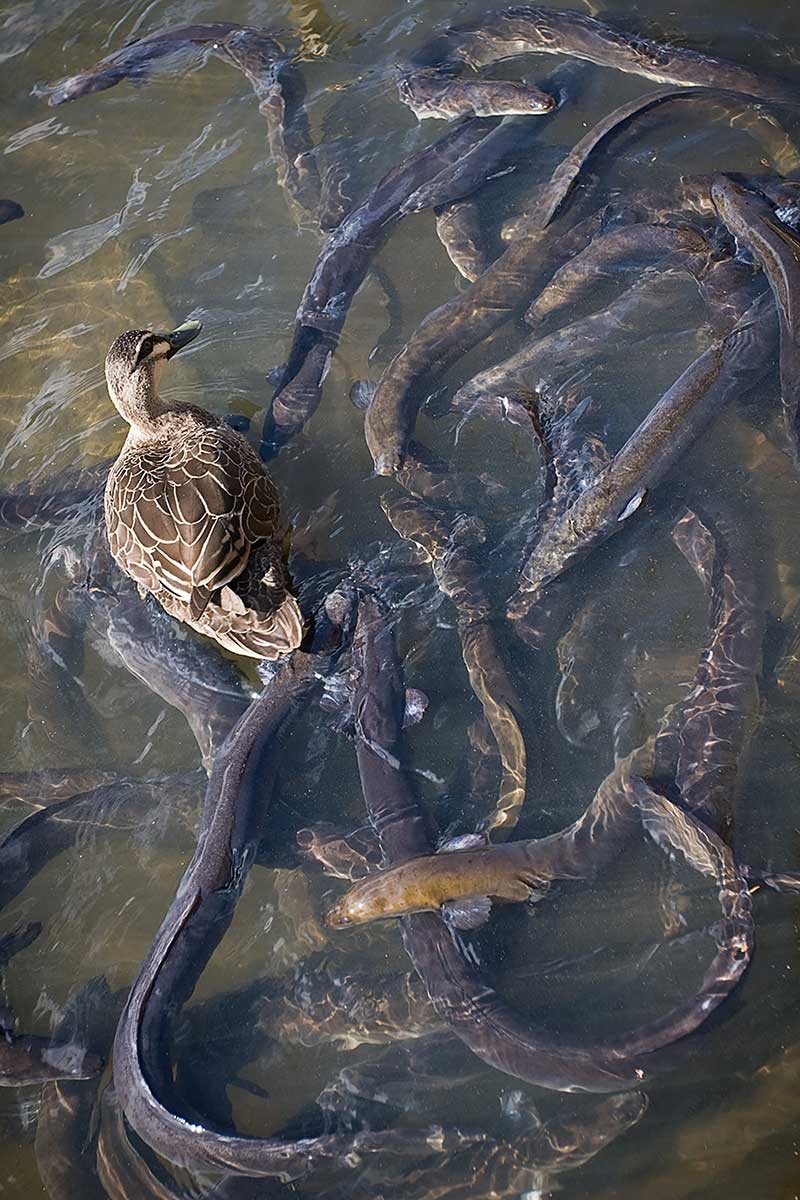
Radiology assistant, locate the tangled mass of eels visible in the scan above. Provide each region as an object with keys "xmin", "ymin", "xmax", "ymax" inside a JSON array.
[{"xmin": 4, "ymin": 3, "xmax": 800, "ymax": 1195}]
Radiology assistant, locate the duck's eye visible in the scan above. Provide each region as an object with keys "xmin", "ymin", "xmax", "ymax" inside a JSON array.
[{"xmin": 133, "ymin": 337, "xmax": 155, "ymax": 370}]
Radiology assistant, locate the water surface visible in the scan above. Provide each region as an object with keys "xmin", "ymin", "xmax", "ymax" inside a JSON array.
[{"xmin": 1, "ymin": 1, "xmax": 799, "ymax": 1196}]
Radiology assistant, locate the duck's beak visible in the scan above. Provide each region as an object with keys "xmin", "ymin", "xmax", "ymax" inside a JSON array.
[{"xmin": 162, "ymin": 320, "xmax": 202, "ymax": 358}]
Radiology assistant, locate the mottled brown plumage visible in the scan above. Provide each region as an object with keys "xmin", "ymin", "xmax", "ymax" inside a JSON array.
[{"xmin": 103, "ymin": 322, "xmax": 303, "ymax": 659}]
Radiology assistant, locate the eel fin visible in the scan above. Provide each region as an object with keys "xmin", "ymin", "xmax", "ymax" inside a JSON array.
[
  {"xmin": 402, "ymin": 688, "xmax": 429, "ymax": 728},
  {"xmin": 442, "ymin": 896, "xmax": 492, "ymax": 930},
  {"xmin": 439, "ymin": 833, "xmax": 489, "ymax": 852}
]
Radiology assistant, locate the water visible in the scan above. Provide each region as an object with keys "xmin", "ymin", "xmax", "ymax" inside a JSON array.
[{"xmin": 1, "ymin": 0, "xmax": 799, "ymax": 1196}]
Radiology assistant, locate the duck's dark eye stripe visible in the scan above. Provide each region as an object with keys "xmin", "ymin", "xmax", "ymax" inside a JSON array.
[{"xmin": 134, "ymin": 337, "xmax": 154, "ymax": 368}]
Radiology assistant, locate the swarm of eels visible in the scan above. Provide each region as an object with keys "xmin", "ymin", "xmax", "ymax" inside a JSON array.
[{"xmin": 103, "ymin": 321, "xmax": 303, "ymax": 659}]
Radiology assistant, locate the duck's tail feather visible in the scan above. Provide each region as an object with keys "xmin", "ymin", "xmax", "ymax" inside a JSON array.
[{"xmin": 213, "ymin": 592, "xmax": 305, "ymax": 660}]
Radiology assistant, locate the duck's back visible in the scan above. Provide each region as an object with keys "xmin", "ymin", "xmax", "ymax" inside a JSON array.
[{"xmin": 105, "ymin": 414, "xmax": 282, "ymax": 614}]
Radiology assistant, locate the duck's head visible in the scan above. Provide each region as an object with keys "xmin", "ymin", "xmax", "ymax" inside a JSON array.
[{"xmin": 104, "ymin": 320, "xmax": 202, "ymax": 424}]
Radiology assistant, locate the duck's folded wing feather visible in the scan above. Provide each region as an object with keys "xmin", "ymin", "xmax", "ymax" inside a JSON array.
[{"xmin": 105, "ymin": 437, "xmax": 280, "ymax": 609}]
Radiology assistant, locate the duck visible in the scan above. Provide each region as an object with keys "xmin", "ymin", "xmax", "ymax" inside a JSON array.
[{"xmin": 103, "ymin": 320, "xmax": 303, "ymax": 660}]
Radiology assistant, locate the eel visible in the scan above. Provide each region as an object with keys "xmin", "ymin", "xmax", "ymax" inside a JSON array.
[
  {"xmin": 381, "ymin": 494, "xmax": 527, "ymax": 836},
  {"xmin": 27, "ymin": 579, "xmax": 109, "ymax": 767},
  {"xmin": 45, "ymin": 24, "xmax": 243, "ymax": 106},
  {"xmin": 435, "ymin": 200, "xmax": 494, "ymax": 281},
  {"xmin": 532, "ymin": 88, "xmax": 799, "ymax": 231},
  {"xmin": 398, "ymin": 72, "xmax": 555, "ymax": 121},
  {"xmin": 0, "ymin": 922, "xmax": 41, "ymax": 966},
  {"xmin": 0, "ymin": 932, "xmax": 102, "ymax": 1087},
  {"xmin": 0, "ymin": 767, "xmax": 120, "ymax": 810},
  {"xmin": 364, "ymin": 204, "xmax": 602, "ymax": 474},
  {"xmin": 0, "ymin": 200, "xmax": 24, "ymax": 225},
  {"xmin": 364, "ymin": 85, "xmax": 776, "ymax": 476},
  {"xmin": 408, "ymin": 7, "xmax": 796, "ymax": 103},
  {"xmin": 217, "ymin": 29, "xmax": 322, "ymax": 226},
  {"xmin": 265, "ymin": 117, "xmax": 498, "ymax": 451},
  {"xmin": 403, "ymin": 114, "xmax": 566, "ymax": 214},
  {"xmin": 315, "ymin": 1093, "xmax": 646, "ymax": 1200},
  {"xmin": 524, "ymin": 223, "xmax": 711, "ymax": 326},
  {"xmin": 81, "ymin": 536, "xmax": 254, "ymax": 770},
  {"xmin": 346, "ymin": 593, "xmax": 752, "ymax": 1092},
  {"xmin": 0, "ymin": 775, "xmax": 203, "ymax": 913},
  {"xmin": 507, "ymin": 290, "xmax": 778, "ymax": 621},
  {"xmin": 343, "ymin": 508, "xmax": 779, "ymax": 918},
  {"xmin": 46, "ymin": 25, "xmax": 322, "ymax": 228},
  {"xmin": 323, "ymin": 770, "xmax": 748, "ymax": 935},
  {"xmin": 34, "ymin": 976, "xmax": 122, "ymax": 1200},
  {"xmin": 97, "ymin": 1087, "xmax": 192, "ymax": 1200},
  {"xmin": 711, "ymin": 175, "xmax": 800, "ymax": 460},
  {"xmin": 110, "ymin": 592, "xmax": 487, "ymax": 1175},
  {"xmin": 652, "ymin": 509, "xmax": 762, "ymax": 838},
  {"xmin": 0, "ymin": 486, "xmax": 101, "ymax": 531},
  {"xmin": 451, "ymin": 266, "xmax": 705, "ymax": 418}
]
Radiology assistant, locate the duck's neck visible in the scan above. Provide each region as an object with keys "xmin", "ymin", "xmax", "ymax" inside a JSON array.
[{"xmin": 114, "ymin": 362, "xmax": 169, "ymax": 437}]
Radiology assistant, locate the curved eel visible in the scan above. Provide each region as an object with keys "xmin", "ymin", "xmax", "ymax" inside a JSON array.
[
  {"xmin": 110, "ymin": 595, "xmax": 485, "ymax": 1175},
  {"xmin": 0, "ymin": 200, "xmax": 24, "ymax": 225},
  {"xmin": 451, "ymin": 270, "xmax": 699, "ymax": 418},
  {"xmin": 409, "ymin": 7, "xmax": 796, "ymax": 107},
  {"xmin": 346, "ymin": 593, "xmax": 752, "ymax": 1093},
  {"xmin": 0, "ymin": 486, "xmax": 101, "ymax": 531},
  {"xmin": 46, "ymin": 26, "xmax": 321, "ymax": 228},
  {"xmin": 712, "ymin": 175, "xmax": 800, "ymax": 462},
  {"xmin": 381, "ymin": 494, "xmax": 527, "ymax": 836},
  {"xmin": 364, "ymin": 87, "xmax": 777, "ymax": 476},
  {"xmin": 524, "ymin": 223, "xmax": 710, "ymax": 326},
  {"xmin": 0, "ymin": 928, "xmax": 102, "ymax": 1087},
  {"xmin": 266, "ymin": 117, "xmax": 499, "ymax": 450},
  {"xmin": 507, "ymin": 291, "xmax": 778, "ymax": 621}
]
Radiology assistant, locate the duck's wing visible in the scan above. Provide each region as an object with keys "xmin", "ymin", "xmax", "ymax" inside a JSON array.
[{"xmin": 105, "ymin": 432, "xmax": 281, "ymax": 618}]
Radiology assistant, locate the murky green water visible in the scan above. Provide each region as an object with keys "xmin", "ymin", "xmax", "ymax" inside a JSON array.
[{"xmin": 1, "ymin": 0, "xmax": 799, "ymax": 1196}]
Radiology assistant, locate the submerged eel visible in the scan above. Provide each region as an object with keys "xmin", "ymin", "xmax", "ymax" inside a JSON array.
[
  {"xmin": 346, "ymin": 593, "xmax": 752, "ymax": 1092},
  {"xmin": 47, "ymin": 25, "xmax": 322, "ymax": 229},
  {"xmin": 0, "ymin": 486, "xmax": 101, "ymax": 531},
  {"xmin": 381, "ymin": 494, "xmax": 527, "ymax": 836},
  {"xmin": 110, "ymin": 594, "xmax": 485, "ymax": 1175},
  {"xmin": 267, "ymin": 117, "xmax": 492, "ymax": 449},
  {"xmin": 507, "ymin": 290, "xmax": 778, "ymax": 621},
  {"xmin": 410, "ymin": 6, "xmax": 796, "ymax": 107},
  {"xmin": 332, "ymin": 509, "xmax": 761, "ymax": 930},
  {"xmin": 364, "ymin": 86, "xmax": 779, "ymax": 476},
  {"xmin": 0, "ymin": 926, "xmax": 102, "ymax": 1086},
  {"xmin": 711, "ymin": 175, "xmax": 800, "ymax": 462}
]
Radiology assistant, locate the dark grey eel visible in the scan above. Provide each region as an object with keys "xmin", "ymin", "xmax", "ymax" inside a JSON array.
[
  {"xmin": 409, "ymin": 6, "xmax": 797, "ymax": 105},
  {"xmin": 264, "ymin": 117, "xmax": 499, "ymax": 453},
  {"xmin": 46, "ymin": 26, "xmax": 322, "ymax": 227},
  {"xmin": 712, "ymin": 175, "xmax": 800, "ymax": 462},
  {"xmin": 0, "ymin": 775, "xmax": 204, "ymax": 914},
  {"xmin": 364, "ymin": 87, "xmax": 785, "ymax": 475},
  {"xmin": 0, "ymin": 928, "xmax": 102, "ymax": 1087},
  {"xmin": 0, "ymin": 486, "xmax": 101, "ymax": 531},
  {"xmin": 45, "ymin": 24, "xmax": 242, "ymax": 106},
  {"xmin": 110, "ymin": 592, "xmax": 487, "ymax": 1177},
  {"xmin": 507, "ymin": 291, "xmax": 778, "ymax": 621},
  {"xmin": 349, "ymin": 594, "xmax": 751, "ymax": 1093}
]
